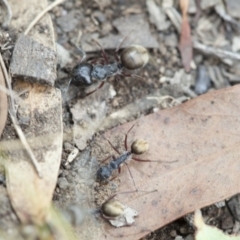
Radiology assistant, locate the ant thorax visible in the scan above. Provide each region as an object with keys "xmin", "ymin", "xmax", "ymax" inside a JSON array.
[{"xmin": 91, "ymin": 63, "xmax": 121, "ymax": 81}]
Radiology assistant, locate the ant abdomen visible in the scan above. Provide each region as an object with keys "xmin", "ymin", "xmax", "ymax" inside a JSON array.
[
  {"xmin": 71, "ymin": 63, "xmax": 93, "ymax": 86},
  {"xmin": 102, "ymin": 199, "xmax": 124, "ymax": 218},
  {"xmin": 131, "ymin": 139, "xmax": 149, "ymax": 155},
  {"xmin": 120, "ymin": 45, "xmax": 149, "ymax": 70}
]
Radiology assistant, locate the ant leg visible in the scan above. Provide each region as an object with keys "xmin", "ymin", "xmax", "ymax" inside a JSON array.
[
  {"xmin": 100, "ymin": 156, "xmax": 111, "ymax": 163},
  {"xmin": 85, "ymin": 81, "xmax": 105, "ymax": 97},
  {"xmin": 115, "ymin": 75, "xmax": 121, "ymax": 83},
  {"xmin": 132, "ymin": 157, "xmax": 178, "ymax": 163},
  {"xmin": 123, "ymin": 162, "xmax": 157, "ymax": 193},
  {"xmin": 114, "ymin": 33, "xmax": 133, "ymax": 62},
  {"xmin": 104, "ymin": 138, "xmax": 121, "ymax": 155},
  {"xmin": 113, "ymin": 31, "xmax": 135, "ymax": 62},
  {"xmin": 92, "ymin": 39, "xmax": 109, "ymax": 64},
  {"xmin": 123, "ymin": 162, "xmax": 138, "ymax": 191},
  {"xmin": 124, "ymin": 123, "xmax": 137, "ymax": 151},
  {"xmin": 120, "ymin": 72, "xmax": 143, "ymax": 80},
  {"xmin": 90, "ymin": 57, "xmax": 105, "ymax": 65}
]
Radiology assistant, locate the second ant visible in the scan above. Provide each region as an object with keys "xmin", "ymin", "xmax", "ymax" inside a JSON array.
[{"xmin": 96, "ymin": 124, "xmax": 177, "ymax": 191}]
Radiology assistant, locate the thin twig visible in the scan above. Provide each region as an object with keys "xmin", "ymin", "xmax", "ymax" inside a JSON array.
[
  {"xmin": 24, "ymin": 0, "xmax": 66, "ymax": 35},
  {"xmin": 193, "ymin": 41, "xmax": 240, "ymax": 61},
  {"xmin": 9, "ymin": 112, "xmax": 42, "ymax": 178},
  {"xmin": 0, "ymin": 53, "xmax": 15, "ymax": 117},
  {"xmin": 0, "ymin": 53, "xmax": 42, "ymax": 178}
]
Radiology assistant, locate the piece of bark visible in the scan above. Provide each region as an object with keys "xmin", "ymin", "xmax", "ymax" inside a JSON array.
[
  {"xmin": 10, "ymin": 34, "xmax": 57, "ymax": 86},
  {"xmin": 94, "ymin": 85, "xmax": 240, "ymax": 239}
]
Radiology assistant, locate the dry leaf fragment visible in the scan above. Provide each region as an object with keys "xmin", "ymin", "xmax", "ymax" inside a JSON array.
[
  {"xmin": 179, "ymin": 0, "xmax": 193, "ymax": 72},
  {"xmin": 194, "ymin": 209, "xmax": 240, "ymax": 240}
]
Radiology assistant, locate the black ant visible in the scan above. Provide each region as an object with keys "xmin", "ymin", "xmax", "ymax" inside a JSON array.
[
  {"xmin": 96, "ymin": 124, "xmax": 176, "ymax": 190},
  {"xmin": 69, "ymin": 40, "xmax": 149, "ymax": 96}
]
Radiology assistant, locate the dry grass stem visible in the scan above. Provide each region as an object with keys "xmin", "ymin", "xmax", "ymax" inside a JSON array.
[{"xmin": 24, "ymin": 0, "xmax": 66, "ymax": 35}]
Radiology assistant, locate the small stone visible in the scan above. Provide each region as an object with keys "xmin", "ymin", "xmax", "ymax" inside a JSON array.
[
  {"xmin": 93, "ymin": 11, "xmax": 106, "ymax": 23},
  {"xmin": 221, "ymin": 215, "xmax": 234, "ymax": 230},
  {"xmin": 164, "ymin": 34, "xmax": 178, "ymax": 48},
  {"xmin": 195, "ymin": 65, "xmax": 211, "ymax": 95},
  {"xmin": 101, "ymin": 22, "xmax": 113, "ymax": 36},
  {"xmin": 175, "ymin": 236, "xmax": 184, "ymax": 240},
  {"xmin": 63, "ymin": 142, "xmax": 74, "ymax": 152},
  {"xmin": 57, "ymin": 177, "xmax": 69, "ymax": 190},
  {"xmin": 165, "ymin": 69, "xmax": 174, "ymax": 78},
  {"xmin": 225, "ymin": 0, "xmax": 240, "ymax": 18},
  {"xmin": 170, "ymin": 230, "xmax": 177, "ymax": 237},
  {"xmin": 159, "ymin": 66, "xmax": 165, "ymax": 74},
  {"xmin": 185, "ymin": 234, "xmax": 194, "ymax": 240},
  {"xmin": 56, "ymin": 11, "xmax": 79, "ymax": 32},
  {"xmin": 179, "ymin": 226, "xmax": 188, "ymax": 234}
]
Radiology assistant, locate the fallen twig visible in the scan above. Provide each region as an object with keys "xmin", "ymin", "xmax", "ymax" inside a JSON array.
[
  {"xmin": 8, "ymin": 112, "xmax": 42, "ymax": 178},
  {"xmin": 193, "ymin": 41, "xmax": 240, "ymax": 61},
  {"xmin": 24, "ymin": 0, "xmax": 66, "ymax": 35}
]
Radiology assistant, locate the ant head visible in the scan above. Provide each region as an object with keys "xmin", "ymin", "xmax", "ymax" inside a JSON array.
[
  {"xmin": 131, "ymin": 139, "xmax": 149, "ymax": 155},
  {"xmin": 71, "ymin": 63, "xmax": 93, "ymax": 87},
  {"xmin": 120, "ymin": 45, "xmax": 149, "ymax": 70}
]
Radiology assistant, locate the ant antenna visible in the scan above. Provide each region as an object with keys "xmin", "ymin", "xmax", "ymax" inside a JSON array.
[
  {"xmin": 115, "ymin": 30, "xmax": 135, "ymax": 53},
  {"xmin": 72, "ymin": 43, "xmax": 87, "ymax": 62}
]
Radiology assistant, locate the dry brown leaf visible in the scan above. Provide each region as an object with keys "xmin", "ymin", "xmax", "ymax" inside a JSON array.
[
  {"xmin": 0, "ymin": 66, "xmax": 8, "ymax": 137},
  {"xmin": 96, "ymin": 85, "xmax": 240, "ymax": 239},
  {"xmin": 4, "ymin": 0, "xmax": 62, "ymax": 224},
  {"xmin": 179, "ymin": 0, "xmax": 193, "ymax": 72}
]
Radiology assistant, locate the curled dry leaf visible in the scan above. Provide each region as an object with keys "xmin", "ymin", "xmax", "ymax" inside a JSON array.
[
  {"xmin": 0, "ymin": 65, "xmax": 8, "ymax": 138},
  {"xmin": 96, "ymin": 85, "xmax": 240, "ymax": 239},
  {"xmin": 179, "ymin": 0, "xmax": 193, "ymax": 72}
]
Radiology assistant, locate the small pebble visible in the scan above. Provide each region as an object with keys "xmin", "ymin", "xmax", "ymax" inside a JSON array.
[
  {"xmin": 170, "ymin": 230, "xmax": 177, "ymax": 237},
  {"xmin": 57, "ymin": 177, "xmax": 69, "ymax": 190},
  {"xmin": 195, "ymin": 65, "xmax": 211, "ymax": 95},
  {"xmin": 185, "ymin": 234, "xmax": 194, "ymax": 240},
  {"xmin": 93, "ymin": 11, "xmax": 106, "ymax": 23},
  {"xmin": 179, "ymin": 226, "xmax": 188, "ymax": 234},
  {"xmin": 63, "ymin": 142, "xmax": 75, "ymax": 152},
  {"xmin": 174, "ymin": 236, "xmax": 183, "ymax": 240},
  {"xmin": 165, "ymin": 69, "xmax": 174, "ymax": 78},
  {"xmin": 221, "ymin": 215, "xmax": 234, "ymax": 230}
]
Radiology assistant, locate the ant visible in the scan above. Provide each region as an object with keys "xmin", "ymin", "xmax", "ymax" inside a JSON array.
[
  {"xmin": 96, "ymin": 124, "xmax": 176, "ymax": 191},
  {"xmin": 69, "ymin": 39, "xmax": 149, "ymax": 96}
]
